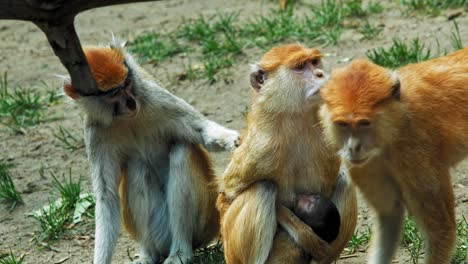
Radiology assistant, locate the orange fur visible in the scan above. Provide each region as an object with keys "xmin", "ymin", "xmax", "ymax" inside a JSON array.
[
  {"xmin": 320, "ymin": 48, "xmax": 468, "ymax": 264},
  {"xmin": 187, "ymin": 144, "xmax": 220, "ymax": 247},
  {"xmin": 83, "ymin": 46, "xmax": 128, "ymax": 91},
  {"xmin": 218, "ymin": 44, "xmax": 357, "ymax": 264},
  {"xmin": 322, "ymin": 60, "xmax": 395, "ymax": 123},
  {"xmin": 259, "ymin": 44, "xmax": 322, "ymax": 73},
  {"xmin": 118, "ymin": 166, "xmax": 137, "ymax": 239}
]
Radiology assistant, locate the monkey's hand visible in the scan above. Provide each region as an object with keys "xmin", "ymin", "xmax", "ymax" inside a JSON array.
[
  {"xmin": 277, "ymin": 205, "xmax": 333, "ymax": 261},
  {"xmin": 201, "ymin": 120, "xmax": 240, "ymax": 152}
]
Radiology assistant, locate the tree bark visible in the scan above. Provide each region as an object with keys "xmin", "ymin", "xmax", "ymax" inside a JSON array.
[{"xmin": 0, "ymin": 0, "xmax": 163, "ymax": 94}]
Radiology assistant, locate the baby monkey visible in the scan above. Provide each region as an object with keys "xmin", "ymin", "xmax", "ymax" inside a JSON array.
[{"xmin": 294, "ymin": 193, "xmax": 341, "ymax": 244}]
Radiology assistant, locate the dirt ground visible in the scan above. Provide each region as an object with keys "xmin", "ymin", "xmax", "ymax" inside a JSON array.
[{"xmin": 0, "ymin": 0, "xmax": 467, "ymax": 263}]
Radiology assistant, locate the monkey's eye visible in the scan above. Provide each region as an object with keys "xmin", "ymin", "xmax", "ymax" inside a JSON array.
[
  {"xmin": 294, "ymin": 62, "xmax": 307, "ymax": 72},
  {"xmin": 106, "ymin": 86, "xmax": 121, "ymax": 97},
  {"xmin": 311, "ymin": 58, "xmax": 320, "ymax": 66},
  {"xmin": 357, "ymin": 119, "xmax": 371, "ymax": 127},
  {"xmin": 334, "ymin": 120, "xmax": 349, "ymax": 128}
]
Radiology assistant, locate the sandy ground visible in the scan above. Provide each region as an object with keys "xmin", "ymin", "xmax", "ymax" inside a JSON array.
[{"xmin": 0, "ymin": 0, "xmax": 467, "ymax": 263}]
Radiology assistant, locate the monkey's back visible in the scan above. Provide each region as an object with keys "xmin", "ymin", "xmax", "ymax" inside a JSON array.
[{"xmin": 397, "ymin": 47, "xmax": 468, "ymax": 164}]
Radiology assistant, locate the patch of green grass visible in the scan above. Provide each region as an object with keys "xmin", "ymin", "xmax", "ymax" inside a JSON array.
[
  {"xmin": 50, "ymin": 169, "xmax": 81, "ymax": 209},
  {"xmin": 402, "ymin": 217, "xmax": 423, "ymax": 264},
  {"xmin": 358, "ymin": 20, "xmax": 383, "ymax": 40},
  {"xmin": 53, "ymin": 126, "xmax": 84, "ymax": 151},
  {"xmin": 0, "ymin": 250, "xmax": 24, "ymax": 264},
  {"xmin": 368, "ymin": 1, "xmax": 385, "ymax": 14},
  {"xmin": 0, "ymin": 162, "xmax": 23, "ymax": 211},
  {"xmin": 242, "ymin": 10, "xmax": 303, "ymax": 47},
  {"xmin": 399, "ymin": 0, "xmax": 467, "ymax": 15},
  {"xmin": 0, "ymin": 72, "xmax": 61, "ymax": 133},
  {"xmin": 313, "ymin": 0, "xmax": 343, "ymax": 27},
  {"xmin": 450, "ymin": 20, "xmax": 464, "ymax": 51},
  {"xmin": 190, "ymin": 241, "xmax": 225, "ymax": 264},
  {"xmin": 134, "ymin": 0, "xmax": 390, "ymax": 83},
  {"xmin": 176, "ymin": 13, "xmax": 245, "ymax": 82},
  {"xmin": 33, "ymin": 200, "xmax": 70, "ymax": 242},
  {"xmin": 452, "ymin": 216, "xmax": 467, "ymax": 264},
  {"xmin": 366, "ymin": 38, "xmax": 432, "ymax": 68},
  {"xmin": 129, "ymin": 33, "xmax": 185, "ymax": 64},
  {"xmin": 343, "ymin": 0, "xmax": 367, "ymax": 17},
  {"xmin": 32, "ymin": 169, "xmax": 94, "ymax": 243},
  {"xmin": 346, "ymin": 228, "xmax": 371, "ymax": 254}
]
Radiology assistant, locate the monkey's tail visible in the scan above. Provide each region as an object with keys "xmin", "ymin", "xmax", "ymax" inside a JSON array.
[{"xmin": 222, "ymin": 181, "xmax": 277, "ymax": 264}]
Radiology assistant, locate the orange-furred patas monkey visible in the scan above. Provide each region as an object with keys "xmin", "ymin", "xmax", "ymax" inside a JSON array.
[
  {"xmin": 319, "ymin": 48, "xmax": 468, "ymax": 264},
  {"xmin": 217, "ymin": 44, "xmax": 358, "ymax": 264},
  {"xmin": 62, "ymin": 38, "xmax": 240, "ymax": 264}
]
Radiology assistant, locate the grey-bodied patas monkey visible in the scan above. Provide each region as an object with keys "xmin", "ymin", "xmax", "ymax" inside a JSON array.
[{"xmin": 63, "ymin": 38, "xmax": 240, "ymax": 264}]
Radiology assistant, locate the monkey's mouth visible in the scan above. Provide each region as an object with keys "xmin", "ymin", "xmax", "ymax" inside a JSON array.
[
  {"xmin": 348, "ymin": 157, "xmax": 368, "ymax": 166},
  {"xmin": 305, "ymin": 79, "xmax": 327, "ymax": 99}
]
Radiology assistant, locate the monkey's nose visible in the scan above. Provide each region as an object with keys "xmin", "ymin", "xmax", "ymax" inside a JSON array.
[
  {"xmin": 314, "ymin": 69, "xmax": 325, "ymax": 78},
  {"xmin": 349, "ymin": 143, "xmax": 361, "ymax": 155},
  {"xmin": 126, "ymin": 97, "xmax": 136, "ymax": 111}
]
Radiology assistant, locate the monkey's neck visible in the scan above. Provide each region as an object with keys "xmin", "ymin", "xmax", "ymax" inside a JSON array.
[{"xmin": 247, "ymin": 105, "xmax": 322, "ymax": 145}]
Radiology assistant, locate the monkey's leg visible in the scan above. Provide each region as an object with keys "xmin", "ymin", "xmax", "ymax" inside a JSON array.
[
  {"xmin": 222, "ymin": 181, "xmax": 277, "ymax": 264},
  {"xmin": 405, "ymin": 171, "xmax": 456, "ymax": 264},
  {"xmin": 266, "ymin": 230, "xmax": 309, "ymax": 264},
  {"xmin": 88, "ymin": 141, "xmax": 121, "ymax": 264},
  {"xmin": 367, "ymin": 202, "xmax": 405, "ymax": 264},
  {"xmin": 164, "ymin": 144, "xmax": 197, "ymax": 264}
]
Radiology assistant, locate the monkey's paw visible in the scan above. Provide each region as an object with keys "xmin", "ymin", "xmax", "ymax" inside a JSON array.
[
  {"xmin": 128, "ymin": 258, "xmax": 152, "ymax": 264},
  {"xmin": 162, "ymin": 254, "xmax": 191, "ymax": 264},
  {"xmin": 202, "ymin": 123, "xmax": 240, "ymax": 152}
]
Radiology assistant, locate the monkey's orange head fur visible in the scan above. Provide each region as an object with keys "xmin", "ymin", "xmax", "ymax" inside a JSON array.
[
  {"xmin": 63, "ymin": 46, "xmax": 128, "ymax": 99},
  {"xmin": 259, "ymin": 44, "xmax": 322, "ymax": 72},
  {"xmin": 83, "ymin": 46, "xmax": 128, "ymax": 92},
  {"xmin": 321, "ymin": 60, "xmax": 397, "ymax": 124}
]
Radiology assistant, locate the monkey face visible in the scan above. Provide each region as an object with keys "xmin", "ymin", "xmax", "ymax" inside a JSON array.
[
  {"xmin": 249, "ymin": 58, "xmax": 327, "ymax": 113},
  {"xmin": 291, "ymin": 58, "xmax": 327, "ymax": 101},
  {"xmin": 320, "ymin": 60, "xmax": 403, "ymax": 167},
  {"xmin": 63, "ymin": 45, "xmax": 141, "ymax": 125},
  {"xmin": 99, "ymin": 75, "xmax": 139, "ymax": 119}
]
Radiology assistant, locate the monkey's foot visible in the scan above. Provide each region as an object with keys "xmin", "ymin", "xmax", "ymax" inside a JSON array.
[
  {"xmin": 128, "ymin": 258, "xmax": 153, "ymax": 264},
  {"xmin": 202, "ymin": 123, "xmax": 240, "ymax": 152},
  {"xmin": 162, "ymin": 254, "xmax": 191, "ymax": 264}
]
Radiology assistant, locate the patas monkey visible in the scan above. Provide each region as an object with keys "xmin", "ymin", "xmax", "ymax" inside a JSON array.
[
  {"xmin": 63, "ymin": 38, "xmax": 240, "ymax": 264},
  {"xmin": 319, "ymin": 48, "xmax": 468, "ymax": 264},
  {"xmin": 217, "ymin": 44, "xmax": 357, "ymax": 264}
]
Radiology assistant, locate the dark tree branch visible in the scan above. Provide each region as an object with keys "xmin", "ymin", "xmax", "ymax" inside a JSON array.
[{"xmin": 0, "ymin": 0, "xmax": 162, "ymax": 94}]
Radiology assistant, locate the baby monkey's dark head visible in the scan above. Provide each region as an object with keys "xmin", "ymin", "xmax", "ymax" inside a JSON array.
[
  {"xmin": 294, "ymin": 193, "xmax": 341, "ymax": 243},
  {"xmin": 63, "ymin": 42, "xmax": 139, "ymax": 125}
]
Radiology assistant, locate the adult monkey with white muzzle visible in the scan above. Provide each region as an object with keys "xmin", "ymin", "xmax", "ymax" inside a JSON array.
[
  {"xmin": 217, "ymin": 44, "xmax": 357, "ymax": 264},
  {"xmin": 63, "ymin": 39, "xmax": 240, "ymax": 264}
]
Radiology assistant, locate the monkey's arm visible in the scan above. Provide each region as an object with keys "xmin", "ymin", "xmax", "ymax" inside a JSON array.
[
  {"xmin": 144, "ymin": 80, "xmax": 240, "ymax": 151},
  {"xmin": 327, "ymin": 170, "xmax": 358, "ymax": 261},
  {"xmin": 85, "ymin": 127, "xmax": 122, "ymax": 264},
  {"xmin": 277, "ymin": 205, "xmax": 333, "ymax": 261}
]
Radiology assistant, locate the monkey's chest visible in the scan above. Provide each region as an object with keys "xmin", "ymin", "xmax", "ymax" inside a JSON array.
[{"xmin": 276, "ymin": 159, "xmax": 331, "ymax": 207}]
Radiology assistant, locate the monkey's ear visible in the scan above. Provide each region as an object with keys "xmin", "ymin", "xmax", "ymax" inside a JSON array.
[
  {"xmin": 390, "ymin": 72, "xmax": 401, "ymax": 100},
  {"xmin": 250, "ymin": 63, "xmax": 266, "ymax": 92}
]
